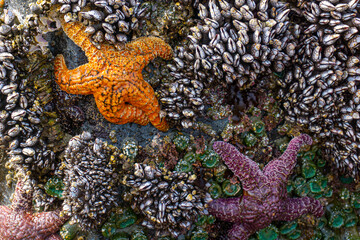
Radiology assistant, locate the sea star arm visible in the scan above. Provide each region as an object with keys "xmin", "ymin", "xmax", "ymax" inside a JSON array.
[
  {"xmin": 11, "ymin": 178, "xmax": 32, "ymax": 211},
  {"xmin": 124, "ymin": 36, "xmax": 173, "ymax": 71},
  {"xmin": 208, "ymin": 197, "xmax": 254, "ymax": 240},
  {"xmin": 274, "ymin": 197, "xmax": 324, "ymax": 221},
  {"xmin": 0, "ymin": 178, "xmax": 69, "ymax": 240},
  {"xmin": 59, "ymin": 19, "xmax": 102, "ymax": 60},
  {"xmin": 93, "ymin": 86, "xmax": 150, "ymax": 126},
  {"xmin": 33, "ymin": 210, "xmax": 68, "ymax": 239},
  {"xmin": 208, "ymin": 198, "xmax": 242, "ymax": 222},
  {"xmin": 213, "ymin": 141, "xmax": 263, "ymax": 191},
  {"xmin": 126, "ymin": 72, "xmax": 168, "ymax": 131},
  {"xmin": 0, "ymin": 206, "xmax": 11, "ymax": 236},
  {"xmin": 228, "ymin": 223, "xmax": 254, "ymax": 240},
  {"xmin": 264, "ymin": 134, "xmax": 312, "ymax": 182},
  {"xmin": 94, "ymin": 74, "xmax": 168, "ymax": 131},
  {"xmin": 46, "ymin": 235, "xmax": 63, "ymax": 240},
  {"xmin": 54, "ymin": 55, "xmax": 102, "ymax": 95},
  {"xmin": 99, "ymin": 102, "xmax": 150, "ymax": 126}
]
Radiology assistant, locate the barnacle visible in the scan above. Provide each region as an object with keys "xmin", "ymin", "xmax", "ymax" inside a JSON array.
[
  {"xmin": 276, "ymin": 0, "xmax": 360, "ymax": 180},
  {"xmin": 61, "ymin": 131, "xmax": 122, "ymax": 229},
  {"xmin": 122, "ymin": 163, "xmax": 211, "ymax": 238}
]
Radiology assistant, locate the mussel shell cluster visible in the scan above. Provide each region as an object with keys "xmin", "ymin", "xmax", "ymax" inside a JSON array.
[
  {"xmin": 160, "ymin": 0, "xmax": 297, "ymax": 127},
  {"xmin": 49, "ymin": 0, "xmax": 149, "ymax": 45},
  {"xmin": 276, "ymin": 0, "xmax": 360, "ymax": 179},
  {"xmin": 61, "ymin": 131, "xmax": 121, "ymax": 229},
  {"xmin": 0, "ymin": 10, "xmax": 56, "ymax": 175},
  {"xmin": 123, "ymin": 163, "xmax": 211, "ymax": 238}
]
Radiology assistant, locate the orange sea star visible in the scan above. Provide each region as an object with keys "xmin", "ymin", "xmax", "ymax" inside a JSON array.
[
  {"xmin": 0, "ymin": 178, "xmax": 68, "ymax": 240},
  {"xmin": 54, "ymin": 19, "xmax": 173, "ymax": 131}
]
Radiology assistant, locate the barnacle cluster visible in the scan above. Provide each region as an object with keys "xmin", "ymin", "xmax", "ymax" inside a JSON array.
[
  {"xmin": 122, "ymin": 162, "xmax": 211, "ymax": 238},
  {"xmin": 0, "ymin": 9, "xmax": 56, "ymax": 176},
  {"xmin": 275, "ymin": 0, "xmax": 360, "ymax": 179},
  {"xmin": 139, "ymin": 1, "xmax": 196, "ymax": 43},
  {"xmin": 160, "ymin": 0, "xmax": 297, "ymax": 127},
  {"xmin": 43, "ymin": 0, "xmax": 150, "ymax": 45},
  {"xmin": 61, "ymin": 131, "xmax": 121, "ymax": 229}
]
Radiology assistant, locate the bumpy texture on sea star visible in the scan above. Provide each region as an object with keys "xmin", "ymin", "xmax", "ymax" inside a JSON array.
[
  {"xmin": 0, "ymin": 178, "xmax": 68, "ymax": 240},
  {"xmin": 209, "ymin": 134, "xmax": 324, "ymax": 240},
  {"xmin": 54, "ymin": 19, "xmax": 173, "ymax": 131}
]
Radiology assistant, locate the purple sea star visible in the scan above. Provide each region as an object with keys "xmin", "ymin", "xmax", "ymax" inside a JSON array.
[
  {"xmin": 209, "ymin": 134, "xmax": 324, "ymax": 240},
  {"xmin": 0, "ymin": 178, "xmax": 69, "ymax": 240}
]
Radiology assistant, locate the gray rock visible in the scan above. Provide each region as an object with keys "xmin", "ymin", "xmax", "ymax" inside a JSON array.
[{"xmin": 8, "ymin": 0, "xmax": 36, "ymax": 23}]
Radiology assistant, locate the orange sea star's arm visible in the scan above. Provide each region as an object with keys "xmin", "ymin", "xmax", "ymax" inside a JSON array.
[
  {"xmin": 125, "ymin": 72, "xmax": 168, "ymax": 131},
  {"xmin": 123, "ymin": 36, "xmax": 173, "ymax": 71},
  {"xmin": 94, "ymin": 75, "xmax": 168, "ymax": 131},
  {"xmin": 59, "ymin": 19, "xmax": 102, "ymax": 60},
  {"xmin": 93, "ymin": 87, "xmax": 150, "ymax": 126},
  {"xmin": 54, "ymin": 55, "xmax": 102, "ymax": 95}
]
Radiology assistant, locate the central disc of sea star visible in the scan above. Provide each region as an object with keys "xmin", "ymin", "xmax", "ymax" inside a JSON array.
[
  {"xmin": 208, "ymin": 134, "xmax": 324, "ymax": 240},
  {"xmin": 54, "ymin": 18, "xmax": 173, "ymax": 131}
]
